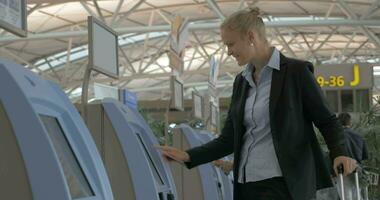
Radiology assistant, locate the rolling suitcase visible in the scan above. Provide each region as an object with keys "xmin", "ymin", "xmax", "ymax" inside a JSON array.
[{"xmin": 337, "ymin": 165, "xmax": 361, "ymax": 200}]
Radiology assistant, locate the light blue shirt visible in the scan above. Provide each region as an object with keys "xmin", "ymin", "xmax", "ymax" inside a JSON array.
[{"xmin": 238, "ymin": 47, "xmax": 283, "ymax": 183}]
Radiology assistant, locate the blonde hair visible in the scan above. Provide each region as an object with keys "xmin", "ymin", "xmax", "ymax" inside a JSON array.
[{"xmin": 221, "ymin": 7, "xmax": 266, "ymax": 39}]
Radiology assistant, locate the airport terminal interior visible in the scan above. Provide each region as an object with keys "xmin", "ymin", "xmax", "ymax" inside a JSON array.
[{"xmin": 1, "ymin": 0, "xmax": 380, "ymax": 199}]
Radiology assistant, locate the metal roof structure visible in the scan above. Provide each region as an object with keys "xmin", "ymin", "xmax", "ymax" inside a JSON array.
[{"xmin": 1, "ymin": 0, "xmax": 380, "ymax": 101}]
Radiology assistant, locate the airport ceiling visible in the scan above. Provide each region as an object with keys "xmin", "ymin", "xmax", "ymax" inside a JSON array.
[{"xmin": 1, "ymin": 0, "xmax": 380, "ymax": 101}]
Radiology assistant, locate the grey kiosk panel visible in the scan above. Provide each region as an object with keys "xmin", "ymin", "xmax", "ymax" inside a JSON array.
[
  {"xmin": 171, "ymin": 124, "xmax": 223, "ymax": 200},
  {"xmin": 197, "ymin": 130, "xmax": 234, "ymax": 200},
  {"xmin": 82, "ymin": 98, "xmax": 177, "ymax": 200},
  {"xmin": 0, "ymin": 59, "xmax": 114, "ymax": 200},
  {"xmin": 0, "ymin": 101, "xmax": 32, "ymax": 200}
]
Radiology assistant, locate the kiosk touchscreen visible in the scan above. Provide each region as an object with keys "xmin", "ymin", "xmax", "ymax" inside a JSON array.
[
  {"xmin": 171, "ymin": 124, "xmax": 224, "ymax": 200},
  {"xmin": 0, "ymin": 60, "xmax": 113, "ymax": 200},
  {"xmin": 82, "ymin": 99, "xmax": 177, "ymax": 200}
]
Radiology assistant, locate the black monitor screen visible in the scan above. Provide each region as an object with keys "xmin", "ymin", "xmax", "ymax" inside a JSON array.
[
  {"xmin": 39, "ymin": 114, "xmax": 94, "ymax": 199},
  {"xmin": 136, "ymin": 133, "xmax": 165, "ymax": 186}
]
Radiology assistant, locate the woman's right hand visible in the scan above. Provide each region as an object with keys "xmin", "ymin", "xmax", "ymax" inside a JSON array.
[{"xmin": 155, "ymin": 145, "xmax": 190, "ymax": 165}]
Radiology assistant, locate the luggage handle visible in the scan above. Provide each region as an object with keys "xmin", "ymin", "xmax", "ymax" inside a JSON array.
[{"xmin": 337, "ymin": 164, "xmax": 361, "ymax": 200}]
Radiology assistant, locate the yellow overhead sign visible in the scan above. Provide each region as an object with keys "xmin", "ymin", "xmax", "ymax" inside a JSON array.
[{"xmin": 314, "ymin": 63, "xmax": 373, "ymax": 89}]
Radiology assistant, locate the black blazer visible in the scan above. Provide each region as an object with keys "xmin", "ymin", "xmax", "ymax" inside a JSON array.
[{"xmin": 185, "ymin": 53, "xmax": 349, "ymax": 200}]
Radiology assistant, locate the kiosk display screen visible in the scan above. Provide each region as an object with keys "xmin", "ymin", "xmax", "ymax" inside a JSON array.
[
  {"xmin": 136, "ymin": 133, "xmax": 165, "ymax": 186},
  {"xmin": 39, "ymin": 114, "xmax": 94, "ymax": 199}
]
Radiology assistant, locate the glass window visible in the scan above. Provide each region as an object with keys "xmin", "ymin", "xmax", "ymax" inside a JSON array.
[
  {"xmin": 341, "ymin": 90, "xmax": 354, "ymax": 112},
  {"xmin": 136, "ymin": 133, "xmax": 165, "ymax": 186},
  {"xmin": 355, "ymin": 89, "xmax": 370, "ymax": 112},
  {"xmin": 39, "ymin": 115, "xmax": 94, "ymax": 199},
  {"xmin": 325, "ymin": 90, "xmax": 339, "ymax": 113}
]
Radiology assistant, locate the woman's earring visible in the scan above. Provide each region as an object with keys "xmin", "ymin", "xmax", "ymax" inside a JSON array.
[{"xmin": 250, "ymin": 43, "xmax": 254, "ymax": 46}]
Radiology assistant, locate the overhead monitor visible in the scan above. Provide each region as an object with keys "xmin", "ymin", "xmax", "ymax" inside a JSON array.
[
  {"xmin": 0, "ymin": 0, "xmax": 27, "ymax": 37},
  {"xmin": 170, "ymin": 75, "xmax": 184, "ymax": 111},
  {"xmin": 39, "ymin": 114, "xmax": 94, "ymax": 199},
  {"xmin": 88, "ymin": 16, "xmax": 119, "ymax": 79},
  {"xmin": 192, "ymin": 91, "xmax": 203, "ymax": 120}
]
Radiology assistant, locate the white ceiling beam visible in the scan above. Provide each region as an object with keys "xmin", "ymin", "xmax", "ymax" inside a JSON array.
[
  {"xmin": 293, "ymin": 2, "xmax": 310, "ymax": 15},
  {"xmin": 205, "ymin": 0, "xmax": 225, "ymax": 20},
  {"xmin": 80, "ymin": 1, "xmax": 98, "ymax": 17},
  {"xmin": 336, "ymin": 0, "xmax": 358, "ymax": 19},
  {"xmin": 325, "ymin": 3, "xmax": 336, "ymax": 19},
  {"xmin": 119, "ymin": 47, "xmax": 137, "ymax": 74},
  {"xmin": 156, "ymin": 9, "xmax": 171, "ymax": 24},
  {"xmin": 27, "ymin": 3, "xmax": 43, "ymax": 16},
  {"xmin": 310, "ymin": 2, "xmax": 336, "ymax": 49},
  {"xmin": 92, "ymin": 0, "xmax": 106, "ymax": 22},
  {"xmin": 112, "ymin": 0, "xmax": 145, "ymax": 27},
  {"xmin": 312, "ymin": 26, "xmax": 339, "ymax": 53},
  {"xmin": 192, "ymin": 31, "xmax": 210, "ymax": 58},
  {"xmin": 34, "ymin": 4, "xmax": 67, "ymax": 33},
  {"xmin": 191, "ymin": 43, "xmax": 209, "ymax": 62},
  {"xmin": 186, "ymin": 49, "xmax": 197, "ymax": 71},
  {"xmin": 138, "ymin": 10, "xmax": 155, "ymax": 72},
  {"xmin": 3, "ymin": 19, "xmax": 380, "ymax": 43},
  {"xmin": 360, "ymin": 0, "xmax": 380, "ymax": 19},
  {"xmin": 342, "ymin": 39, "xmax": 369, "ymax": 63},
  {"xmin": 300, "ymin": 34, "xmax": 318, "ymax": 61},
  {"xmin": 139, "ymin": 35, "xmax": 170, "ymax": 73},
  {"xmin": 273, "ymin": 28, "xmax": 296, "ymax": 57},
  {"xmin": 0, "ymin": 47, "xmax": 43, "ymax": 73},
  {"xmin": 66, "ymin": 86, "xmax": 80, "ymax": 96},
  {"xmin": 64, "ymin": 61, "xmax": 87, "ymax": 84},
  {"xmin": 63, "ymin": 26, "xmax": 74, "ymax": 81},
  {"xmin": 339, "ymin": 32, "xmax": 356, "ymax": 61},
  {"xmin": 153, "ymin": 60, "xmax": 169, "ymax": 73},
  {"xmin": 44, "ymin": 58, "xmax": 62, "ymax": 82},
  {"xmin": 337, "ymin": 0, "xmax": 380, "ymax": 49},
  {"xmin": 66, "ymin": 64, "xmax": 242, "ymax": 89},
  {"xmin": 130, "ymin": 79, "xmax": 234, "ymax": 93},
  {"xmin": 110, "ymin": 0, "xmax": 125, "ymax": 26},
  {"xmin": 218, "ymin": 45, "xmax": 226, "ymax": 65},
  {"xmin": 360, "ymin": 27, "xmax": 380, "ymax": 49}
]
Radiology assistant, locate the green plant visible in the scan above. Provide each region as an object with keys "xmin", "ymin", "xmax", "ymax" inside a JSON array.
[
  {"xmin": 352, "ymin": 96, "xmax": 380, "ymax": 198},
  {"xmin": 313, "ymin": 96, "xmax": 380, "ymax": 198},
  {"xmin": 139, "ymin": 109, "xmax": 166, "ymax": 145}
]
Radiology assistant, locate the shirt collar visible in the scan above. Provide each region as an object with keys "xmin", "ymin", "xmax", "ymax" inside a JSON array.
[{"xmin": 242, "ymin": 47, "xmax": 280, "ymax": 78}]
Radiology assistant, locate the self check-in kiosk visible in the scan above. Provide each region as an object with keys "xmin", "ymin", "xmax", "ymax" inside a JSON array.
[
  {"xmin": 0, "ymin": 60, "xmax": 114, "ymax": 200},
  {"xmin": 82, "ymin": 98, "xmax": 177, "ymax": 200},
  {"xmin": 196, "ymin": 130, "xmax": 234, "ymax": 200},
  {"xmin": 171, "ymin": 124, "xmax": 224, "ymax": 200}
]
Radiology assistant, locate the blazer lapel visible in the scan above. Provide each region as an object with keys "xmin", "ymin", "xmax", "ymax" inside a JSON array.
[
  {"xmin": 269, "ymin": 53, "xmax": 288, "ymax": 121},
  {"xmin": 233, "ymin": 76, "xmax": 250, "ymax": 162},
  {"xmin": 237, "ymin": 77, "xmax": 249, "ymax": 127}
]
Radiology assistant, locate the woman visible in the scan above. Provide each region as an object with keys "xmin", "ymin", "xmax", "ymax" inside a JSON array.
[{"xmin": 157, "ymin": 7, "xmax": 357, "ymax": 200}]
